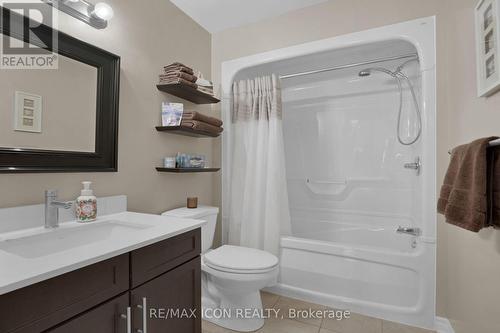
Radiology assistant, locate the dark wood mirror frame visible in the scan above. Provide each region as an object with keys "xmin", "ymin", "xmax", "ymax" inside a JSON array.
[{"xmin": 0, "ymin": 7, "xmax": 120, "ymax": 173}]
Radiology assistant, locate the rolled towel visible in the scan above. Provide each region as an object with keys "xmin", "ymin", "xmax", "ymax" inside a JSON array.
[
  {"xmin": 182, "ymin": 111, "xmax": 223, "ymax": 127},
  {"xmin": 438, "ymin": 137, "xmax": 498, "ymax": 232},
  {"xmin": 181, "ymin": 120, "xmax": 223, "ymax": 134}
]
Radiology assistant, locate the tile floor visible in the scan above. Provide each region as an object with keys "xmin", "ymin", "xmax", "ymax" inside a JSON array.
[{"xmin": 202, "ymin": 292, "xmax": 436, "ymax": 333}]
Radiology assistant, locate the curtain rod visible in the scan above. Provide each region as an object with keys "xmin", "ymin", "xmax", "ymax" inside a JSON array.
[{"xmin": 279, "ymin": 53, "xmax": 419, "ymax": 80}]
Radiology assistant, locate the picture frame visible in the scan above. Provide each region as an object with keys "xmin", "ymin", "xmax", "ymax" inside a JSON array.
[
  {"xmin": 14, "ymin": 91, "xmax": 42, "ymax": 133},
  {"xmin": 475, "ymin": 0, "xmax": 500, "ymax": 96}
]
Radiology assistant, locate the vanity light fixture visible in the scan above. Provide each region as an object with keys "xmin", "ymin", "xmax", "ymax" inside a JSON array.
[
  {"xmin": 41, "ymin": 0, "xmax": 113, "ymax": 29},
  {"xmin": 90, "ymin": 2, "xmax": 114, "ymax": 21}
]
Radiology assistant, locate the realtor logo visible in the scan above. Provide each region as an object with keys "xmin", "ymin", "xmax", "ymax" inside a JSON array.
[{"xmin": 0, "ymin": 0, "xmax": 58, "ymax": 69}]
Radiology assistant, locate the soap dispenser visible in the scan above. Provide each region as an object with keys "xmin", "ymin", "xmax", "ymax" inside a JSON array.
[{"xmin": 76, "ymin": 181, "xmax": 97, "ymax": 222}]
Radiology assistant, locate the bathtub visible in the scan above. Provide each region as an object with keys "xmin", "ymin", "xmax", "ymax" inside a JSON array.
[{"xmin": 268, "ymin": 232, "xmax": 435, "ymax": 328}]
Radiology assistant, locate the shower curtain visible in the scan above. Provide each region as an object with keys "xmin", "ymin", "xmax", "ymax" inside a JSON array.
[{"xmin": 228, "ymin": 74, "xmax": 291, "ymax": 255}]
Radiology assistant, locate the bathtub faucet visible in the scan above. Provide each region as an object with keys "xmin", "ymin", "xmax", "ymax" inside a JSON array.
[
  {"xmin": 404, "ymin": 157, "xmax": 421, "ymax": 174},
  {"xmin": 396, "ymin": 226, "xmax": 421, "ymax": 237}
]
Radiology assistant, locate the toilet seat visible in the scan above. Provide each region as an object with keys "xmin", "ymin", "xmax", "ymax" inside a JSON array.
[{"xmin": 204, "ymin": 245, "xmax": 278, "ymax": 274}]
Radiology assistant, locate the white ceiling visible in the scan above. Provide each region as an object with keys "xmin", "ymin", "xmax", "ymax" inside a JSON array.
[{"xmin": 170, "ymin": 0, "xmax": 329, "ymax": 33}]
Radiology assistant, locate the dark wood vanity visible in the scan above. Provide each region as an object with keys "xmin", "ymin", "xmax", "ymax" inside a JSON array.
[{"xmin": 0, "ymin": 229, "xmax": 201, "ymax": 333}]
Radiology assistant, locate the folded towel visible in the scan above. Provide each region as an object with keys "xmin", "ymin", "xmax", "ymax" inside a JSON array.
[
  {"xmin": 438, "ymin": 137, "xmax": 498, "ymax": 232},
  {"xmin": 160, "ymin": 71, "xmax": 197, "ymax": 83},
  {"xmin": 164, "ymin": 62, "xmax": 194, "ymax": 75},
  {"xmin": 181, "ymin": 120, "xmax": 223, "ymax": 134},
  {"xmin": 159, "ymin": 77, "xmax": 198, "ymax": 90},
  {"xmin": 182, "ymin": 111, "xmax": 223, "ymax": 127}
]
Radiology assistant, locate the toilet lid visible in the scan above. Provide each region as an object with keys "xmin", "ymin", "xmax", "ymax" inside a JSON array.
[{"xmin": 204, "ymin": 245, "xmax": 278, "ymax": 273}]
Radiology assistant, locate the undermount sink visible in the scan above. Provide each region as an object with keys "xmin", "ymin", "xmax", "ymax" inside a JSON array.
[{"xmin": 0, "ymin": 220, "xmax": 151, "ymax": 259}]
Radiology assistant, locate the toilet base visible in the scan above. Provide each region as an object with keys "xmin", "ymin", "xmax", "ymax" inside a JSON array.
[
  {"xmin": 203, "ymin": 291, "xmax": 265, "ymax": 332},
  {"xmin": 200, "ymin": 249, "xmax": 279, "ymax": 332}
]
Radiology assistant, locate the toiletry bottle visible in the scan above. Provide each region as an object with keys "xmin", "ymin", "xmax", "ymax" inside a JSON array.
[{"xmin": 76, "ymin": 181, "xmax": 97, "ymax": 222}]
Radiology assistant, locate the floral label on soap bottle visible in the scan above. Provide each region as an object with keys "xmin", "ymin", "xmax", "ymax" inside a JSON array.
[{"xmin": 76, "ymin": 199, "xmax": 97, "ymax": 222}]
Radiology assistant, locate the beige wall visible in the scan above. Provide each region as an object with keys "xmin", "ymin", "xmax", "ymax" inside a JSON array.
[
  {"xmin": 0, "ymin": 0, "xmax": 218, "ymax": 218},
  {"xmin": 211, "ymin": 1, "xmax": 500, "ymax": 332}
]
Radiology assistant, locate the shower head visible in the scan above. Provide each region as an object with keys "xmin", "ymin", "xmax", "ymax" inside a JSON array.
[
  {"xmin": 357, "ymin": 64, "xmax": 422, "ymax": 146},
  {"xmin": 358, "ymin": 67, "xmax": 397, "ymax": 78}
]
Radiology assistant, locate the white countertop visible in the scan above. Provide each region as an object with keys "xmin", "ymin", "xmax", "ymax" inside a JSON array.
[{"xmin": 0, "ymin": 211, "xmax": 206, "ymax": 295}]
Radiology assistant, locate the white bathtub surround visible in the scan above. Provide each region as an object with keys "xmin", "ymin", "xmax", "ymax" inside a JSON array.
[
  {"xmin": 222, "ymin": 17, "xmax": 437, "ymax": 331},
  {"xmin": 228, "ymin": 74, "xmax": 291, "ymax": 255},
  {"xmin": 0, "ymin": 196, "xmax": 206, "ymax": 295}
]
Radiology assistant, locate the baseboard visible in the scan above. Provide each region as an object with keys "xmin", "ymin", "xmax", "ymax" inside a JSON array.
[{"xmin": 435, "ymin": 317, "xmax": 455, "ymax": 333}]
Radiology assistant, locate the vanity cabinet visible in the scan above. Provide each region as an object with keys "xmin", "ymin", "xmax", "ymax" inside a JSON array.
[
  {"xmin": 0, "ymin": 228, "xmax": 201, "ymax": 333},
  {"xmin": 131, "ymin": 257, "xmax": 201, "ymax": 333},
  {"xmin": 0, "ymin": 255, "xmax": 129, "ymax": 333},
  {"xmin": 47, "ymin": 293, "xmax": 129, "ymax": 333}
]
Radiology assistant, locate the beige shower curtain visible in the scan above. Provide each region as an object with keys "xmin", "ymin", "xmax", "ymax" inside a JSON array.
[{"xmin": 227, "ymin": 74, "xmax": 292, "ymax": 255}]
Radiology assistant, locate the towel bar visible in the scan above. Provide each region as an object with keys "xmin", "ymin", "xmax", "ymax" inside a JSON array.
[{"xmin": 448, "ymin": 138, "xmax": 500, "ymax": 154}]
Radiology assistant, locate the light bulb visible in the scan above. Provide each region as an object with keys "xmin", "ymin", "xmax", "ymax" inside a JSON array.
[{"xmin": 91, "ymin": 2, "xmax": 114, "ymax": 21}]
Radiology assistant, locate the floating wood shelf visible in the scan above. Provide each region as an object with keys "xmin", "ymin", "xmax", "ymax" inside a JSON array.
[
  {"xmin": 156, "ymin": 126, "xmax": 221, "ymax": 138},
  {"xmin": 157, "ymin": 83, "xmax": 220, "ymax": 104},
  {"xmin": 156, "ymin": 167, "xmax": 220, "ymax": 173}
]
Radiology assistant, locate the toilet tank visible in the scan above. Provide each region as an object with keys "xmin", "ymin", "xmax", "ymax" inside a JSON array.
[{"xmin": 161, "ymin": 206, "xmax": 219, "ymax": 253}]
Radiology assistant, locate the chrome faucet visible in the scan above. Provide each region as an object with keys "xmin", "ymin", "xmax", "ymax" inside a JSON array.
[
  {"xmin": 396, "ymin": 226, "xmax": 422, "ymax": 237},
  {"xmin": 45, "ymin": 190, "xmax": 73, "ymax": 229}
]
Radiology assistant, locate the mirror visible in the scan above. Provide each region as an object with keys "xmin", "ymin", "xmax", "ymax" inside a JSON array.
[
  {"xmin": 0, "ymin": 7, "xmax": 120, "ymax": 173},
  {"xmin": 0, "ymin": 55, "xmax": 98, "ymax": 152}
]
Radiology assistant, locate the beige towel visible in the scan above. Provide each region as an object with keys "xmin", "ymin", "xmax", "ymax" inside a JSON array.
[
  {"xmin": 182, "ymin": 111, "xmax": 223, "ymax": 127},
  {"xmin": 163, "ymin": 62, "xmax": 194, "ymax": 75},
  {"xmin": 181, "ymin": 120, "xmax": 223, "ymax": 134},
  {"xmin": 158, "ymin": 77, "xmax": 198, "ymax": 90},
  {"xmin": 160, "ymin": 71, "xmax": 197, "ymax": 83},
  {"xmin": 438, "ymin": 137, "xmax": 498, "ymax": 232}
]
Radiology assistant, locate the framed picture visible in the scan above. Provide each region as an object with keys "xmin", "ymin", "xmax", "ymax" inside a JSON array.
[
  {"xmin": 13, "ymin": 91, "xmax": 42, "ymax": 133},
  {"xmin": 475, "ymin": 0, "xmax": 500, "ymax": 96}
]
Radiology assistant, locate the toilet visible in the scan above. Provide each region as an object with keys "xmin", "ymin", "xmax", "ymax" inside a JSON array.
[{"xmin": 161, "ymin": 206, "xmax": 279, "ymax": 332}]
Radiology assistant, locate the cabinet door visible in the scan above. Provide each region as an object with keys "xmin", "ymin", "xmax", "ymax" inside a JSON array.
[
  {"xmin": 131, "ymin": 256, "xmax": 201, "ymax": 333},
  {"xmin": 47, "ymin": 293, "xmax": 130, "ymax": 333}
]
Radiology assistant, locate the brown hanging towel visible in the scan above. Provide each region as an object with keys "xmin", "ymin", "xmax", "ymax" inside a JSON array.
[{"xmin": 438, "ymin": 137, "xmax": 498, "ymax": 232}]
